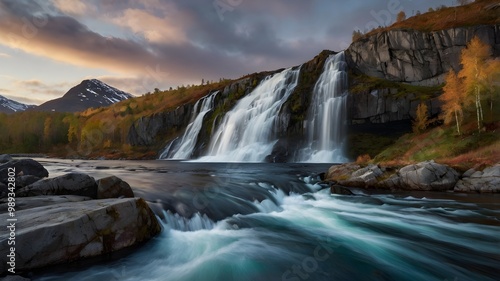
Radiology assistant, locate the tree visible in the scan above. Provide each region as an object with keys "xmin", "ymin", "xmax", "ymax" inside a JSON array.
[
  {"xmin": 483, "ymin": 59, "xmax": 500, "ymax": 122},
  {"xmin": 396, "ymin": 11, "xmax": 406, "ymax": 22},
  {"xmin": 413, "ymin": 102, "xmax": 429, "ymax": 134},
  {"xmin": 457, "ymin": 0, "xmax": 470, "ymax": 6},
  {"xmin": 459, "ymin": 36, "xmax": 492, "ymax": 132},
  {"xmin": 441, "ymin": 70, "xmax": 465, "ymax": 135},
  {"xmin": 43, "ymin": 117, "xmax": 53, "ymax": 145},
  {"xmin": 352, "ymin": 30, "xmax": 363, "ymax": 42}
]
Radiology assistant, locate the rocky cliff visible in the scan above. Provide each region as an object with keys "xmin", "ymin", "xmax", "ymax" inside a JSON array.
[
  {"xmin": 127, "ymin": 74, "xmax": 266, "ymax": 152},
  {"xmin": 127, "ymin": 23, "xmax": 499, "ymax": 161},
  {"xmin": 346, "ymin": 25, "xmax": 500, "ymax": 86},
  {"xmin": 127, "ymin": 104, "xmax": 195, "ymax": 146}
]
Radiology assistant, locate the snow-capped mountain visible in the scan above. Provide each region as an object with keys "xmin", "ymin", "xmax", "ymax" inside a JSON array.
[
  {"xmin": 0, "ymin": 95, "xmax": 35, "ymax": 114},
  {"xmin": 35, "ymin": 79, "xmax": 133, "ymax": 112}
]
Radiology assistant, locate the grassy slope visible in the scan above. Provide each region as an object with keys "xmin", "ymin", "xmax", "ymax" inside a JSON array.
[{"xmin": 362, "ymin": 0, "xmax": 500, "ymax": 38}]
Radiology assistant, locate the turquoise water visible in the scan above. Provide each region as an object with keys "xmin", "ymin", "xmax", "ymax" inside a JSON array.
[{"xmin": 33, "ymin": 160, "xmax": 500, "ymax": 281}]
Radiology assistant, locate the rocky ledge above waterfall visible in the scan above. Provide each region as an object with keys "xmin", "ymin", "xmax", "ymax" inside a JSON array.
[{"xmin": 345, "ymin": 24, "xmax": 500, "ymax": 86}]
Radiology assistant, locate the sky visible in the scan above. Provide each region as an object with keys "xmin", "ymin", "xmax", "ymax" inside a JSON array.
[{"xmin": 0, "ymin": 0, "xmax": 454, "ymax": 105}]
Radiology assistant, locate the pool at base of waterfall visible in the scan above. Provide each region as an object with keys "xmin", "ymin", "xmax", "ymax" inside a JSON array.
[{"xmin": 33, "ymin": 159, "xmax": 500, "ymax": 281}]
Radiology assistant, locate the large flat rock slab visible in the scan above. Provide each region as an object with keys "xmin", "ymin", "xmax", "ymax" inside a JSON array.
[{"xmin": 0, "ymin": 197, "xmax": 161, "ymax": 274}]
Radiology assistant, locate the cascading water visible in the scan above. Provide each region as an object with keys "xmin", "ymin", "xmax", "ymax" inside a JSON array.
[
  {"xmin": 159, "ymin": 91, "xmax": 218, "ymax": 159},
  {"xmin": 198, "ymin": 67, "xmax": 301, "ymax": 162},
  {"xmin": 34, "ymin": 161, "xmax": 500, "ymax": 281},
  {"xmin": 299, "ymin": 52, "xmax": 349, "ymax": 163}
]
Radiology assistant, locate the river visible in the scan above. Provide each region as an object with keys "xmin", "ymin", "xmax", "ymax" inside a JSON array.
[{"xmin": 32, "ymin": 159, "xmax": 499, "ymax": 281}]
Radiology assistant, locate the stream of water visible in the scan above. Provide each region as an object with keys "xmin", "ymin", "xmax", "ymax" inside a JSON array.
[{"xmin": 31, "ymin": 159, "xmax": 499, "ymax": 281}]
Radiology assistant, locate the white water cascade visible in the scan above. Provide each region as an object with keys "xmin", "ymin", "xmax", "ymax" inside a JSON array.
[
  {"xmin": 160, "ymin": 91, "xmax": 218, "ymax": 159},
  {"xmin": 299, "ymin": 52, "xmax": 349, "ymax": 163},
  {"xmin": 198, "ymin": 67, "xmax": 301, "ymax": 162}
]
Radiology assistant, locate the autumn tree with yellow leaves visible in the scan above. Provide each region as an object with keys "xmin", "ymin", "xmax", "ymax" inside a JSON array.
[
  {"xmin": 441, "ymin": 36, "xmax": 498, "ymax": 134},
  {"xmin": 458, "ymin": 36, "xmax": 493, "ymax": 132},
  {"xmin": 440, "ymin": 70, "xmax": 464, "ymax": 135}
]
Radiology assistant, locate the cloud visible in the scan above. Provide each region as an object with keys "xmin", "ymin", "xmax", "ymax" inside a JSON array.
[
  {"xmin": 0, "ymin": 0, "xmax": 454, "ymax": 101},
  {"xmin": 109, "ymin": 8, "xmax": 190, "ymax": 45},
  {"xmin": 51, "ymin": 0, "xmax": 92, "ymax": 15},
  {"xmin": 0, "ymin": 53, "xmax": 11, "ymax": 58},
  {"xmin": 8, "ymin": 79, "xmax": 71, "ymax": 105}
]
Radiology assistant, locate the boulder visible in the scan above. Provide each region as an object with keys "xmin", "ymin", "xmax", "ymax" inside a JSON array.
[
  {"xmin": 378, "ymin": 174, "xmax": 401, "ymax": 190},
  {"xmin": 0, "ymin": 182, "xmax": 7, "ymax": 199},
  {"xmin": 326, "ymin": 163, "xmax": 361, "ymax": 182},
  {"xmin": 397, "ymin": 161, "xmax": 459, "ymax": 191},
  {"xmin": 330, "ymin": 185, "xmax": 354, "ymax": 195},
  {"xmin": 15, "ymin": 175, "xmax": 41, "ymax": 189},
  {"xmin": 454, "ymin": 164, "xmax": 500, "ymax": 193},
  {"xmin": 343, "ymin": 164, "xmax": 384, "ymax": 187},
  {"xmin": 0, "ymin": 195, "xmax": 92, "ymax": 212},
  {"xmin": 0, "ymin": 154, "xmax": 13, "ymax": 163},
  {"xmin": 16, "ymin": 173, "xmax": 97, "ymax": 198},
  {"xmin": 0, "ymin": 197, "xmax": 161, "ymax": 274},
  {"xmin": 97, "ymin": 176, "xmax": 135, "ymax": 199},
  {"xmin": 0, "ymin": 159, "xmax": 48, "ymax": 184}
]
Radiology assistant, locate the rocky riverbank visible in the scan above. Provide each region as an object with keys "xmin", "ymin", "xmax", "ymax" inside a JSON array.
[
  {"xmin": 326, "ymin": 160, "xmax": 500, "ymax": 194},
  {"xmin": 0, "ymin": 155, "xmax": 161, "ymax": 277}
]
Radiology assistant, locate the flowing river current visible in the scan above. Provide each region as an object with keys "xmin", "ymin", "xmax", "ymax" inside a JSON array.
[{"xmin": 32, "ymin": 159, "xmax": 499, "ymax": 281}]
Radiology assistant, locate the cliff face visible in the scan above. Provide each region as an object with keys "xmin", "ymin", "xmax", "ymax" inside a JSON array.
[
  {"xmin": 346, "ymin": 25, "xmax": 500, "ymax": 86},
  {"xmin": 349, "ymin": 89, "xmax": 442, "ymax": 124},
  {"xmin": 127, "ymin": 76, "xmax": 261, "ymax": 150},
  {"xmin": 127, "ymin": 104, "xmax": 194, "ymax": 146}
]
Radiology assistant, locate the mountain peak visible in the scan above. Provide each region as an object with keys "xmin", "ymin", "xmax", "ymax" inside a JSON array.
[
  {"xmin": 36, "ymin": 79, "xmax": 133, "ymax": 112},
  {"xmin": 0, "ymin": 95, "xmax": 34, "ymax": 114}
]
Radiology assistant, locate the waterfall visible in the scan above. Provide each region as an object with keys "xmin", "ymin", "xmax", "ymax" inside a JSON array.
[
  {"xmin": 299, "ymin": 52, "xmax": 348, "ymax": 163},
  {"xmin": 159, "ymin": 91, "xmax": 218, "ymax": 159},
  {"xmin": 198, "ymin": 67, "xmax": 301, "ymax": 162}
]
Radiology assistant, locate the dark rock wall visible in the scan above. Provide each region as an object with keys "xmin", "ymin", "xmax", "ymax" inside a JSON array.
[{"xmin": 346, "ymin": 25, "xmax": 500, "ymax": 86}]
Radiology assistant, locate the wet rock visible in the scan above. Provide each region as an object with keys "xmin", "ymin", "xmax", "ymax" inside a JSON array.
[
  {"xmin": 0, "ymin": 159, "xmax": 48, "ymax": 184},
  {"xmin": 0, "ymin": 195, "xmax": 92, "ymax": 212},
  {"xmin": 326, "ymin": 163, "xmax": 361, "ymax": 181},
  {"xmin": 397, "ymin": 161, "xmax": 460, "ymax": 191},
  {"xmin": 0, "ymin": 197, "xmax": 161, "ymax": 274},
  {"xmin": 454, "ymin": 164, "xmax": 500, "ymax": 193},
  {"xmin": 330, "ymin": 185, "xmax": 354, "ymax": 195},
  {"xmin": 345, "ymin": 164, "xmax": 384, "ymax": 187},
  {"xmin": 0, "ymin": 154, "xmax": 13, "ymax": 163},
  {"xmin": 16, "ymin": 173, "xmax": 97, "ymax": 198},
  {"xmin": 15, "ymin": 175, "xmax": 41, "ymax": 189},
  {"xmin": 97, "ymin": 176, "xmax": 135, "ymax": 199},
  {"xmin": 378, "ymin": 174, "xmax": 401, "ymax": 190},
  {"xmin": 0, "ymin": 182, "xmax": 7, "ymax": 199}
]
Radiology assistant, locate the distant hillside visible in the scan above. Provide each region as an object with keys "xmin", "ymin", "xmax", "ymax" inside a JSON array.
[
  {"xmin": 0, "ymin": 95, "xmax": 35, "ymax": 114},
  {"xmin": 35, "ymin": 79, "xmax": 133, "ymax": 112}
]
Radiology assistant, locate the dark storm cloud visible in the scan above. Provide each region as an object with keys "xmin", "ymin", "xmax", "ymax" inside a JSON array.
[{"xmin": 0, "ymin": 0, "xmax": 454, "ymax": 92}]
